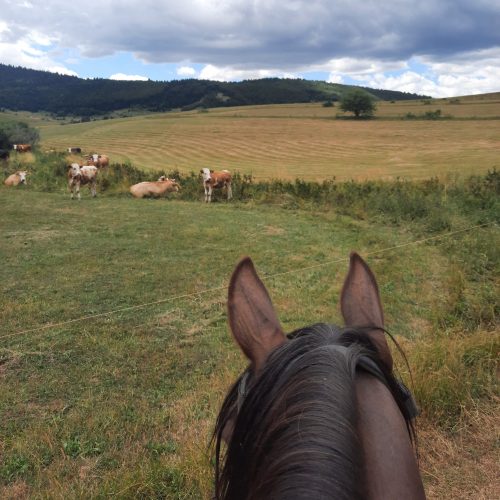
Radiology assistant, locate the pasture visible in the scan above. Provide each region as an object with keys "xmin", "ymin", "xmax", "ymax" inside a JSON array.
[
  {"xmin": 7, "ymin": 93, "xmax": 499, "ymax": 181},
  {"xmin": 1, "ymin": 98, "xmax": 499, "ymax": 498},
  {"xmin": 1, "ymin": 171, "xmax": 498, "ymax": 498}
]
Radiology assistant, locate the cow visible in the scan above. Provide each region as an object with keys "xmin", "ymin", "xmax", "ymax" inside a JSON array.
[
  {"xmin": 200, "ymin": 167, "xmax": 233, "ymax": 203},
  {"xmin": 86, "ymin": 154, "xmax": 109, "ymax": 168},
  {"xmin": 4, "ymin": 171, "xmax": 28, "ymax": 186},
  {"xmin": 13, "ymin": 144, "xmax": 31, "ymax": 153},
  {"xmin": 67, "ymin": 147, "xmax": 82, "ymax": 154},
  {"xmin": 129, "ymin": 178, "xmax": 180, "ymax": 199},
  {"xmin": 67, "ymin": 163, "xmax": 98, "ymax": 199},
  {"xmin": 0, "ymin": 149, "xmax": 9, "ymax": 160}
]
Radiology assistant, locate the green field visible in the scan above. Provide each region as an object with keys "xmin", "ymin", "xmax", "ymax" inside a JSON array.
[
  {"xmin": 1, "ymin": 99, "xmax": 499, "ymax": 498},
  {"xmin": 6, "ymin": 93, "xmax": 499, "ymax": 182},
  {"xmin": 1, "ymin": 172, "xmax": 498, "ymax": 498}
]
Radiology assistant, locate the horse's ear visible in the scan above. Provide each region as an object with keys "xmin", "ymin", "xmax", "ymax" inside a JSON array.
[
  {"xmin": 228, "ymin": 257, "xmax": 286, "ymax": 371},
  {"xmin": 341, "ymin": 253, "xmax": 392, "ymax": 370}
]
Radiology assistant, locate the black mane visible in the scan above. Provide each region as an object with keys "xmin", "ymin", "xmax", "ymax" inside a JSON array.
[{"xmin": 214, "ymin": 324, "xmax": 415, "ymax": 500}]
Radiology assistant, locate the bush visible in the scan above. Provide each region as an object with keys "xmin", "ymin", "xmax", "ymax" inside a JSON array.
[{"xmin": 0, "ymin": 120, "xmax": 40, "ymax": 149}]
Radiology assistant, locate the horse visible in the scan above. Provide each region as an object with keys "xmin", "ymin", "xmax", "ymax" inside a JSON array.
[{"xmin": 213, "ymin": 253, "xmax": 426, "ymax": 499}]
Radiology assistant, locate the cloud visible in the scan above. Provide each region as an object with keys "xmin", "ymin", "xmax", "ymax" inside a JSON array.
[
  {"xmin": 0, "ymin": 28, "xmax": 77, "ymax": 75},
  {"xmin": 2, "ymin": 1, "xmax": 499, "ymax": 66},
  {"xmin": 109, "ymin": 73, "xmax": 149, "ymax": 81},
  {"xmin": 0, "ymin": 1, "xmax": 499, "ymax": 96},
  {"xmin": 176, "ymin": 66, "xmax": 196, "ymax": 77},
  {"xmin": 199, "ymin": 64, "xmax": 296, "ymax": 81}
]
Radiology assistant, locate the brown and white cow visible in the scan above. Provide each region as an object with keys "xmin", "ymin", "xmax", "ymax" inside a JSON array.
[
  {"xmin": 13, "ymin": 144, "xmax": 31, "ymax": 153},
  {"xmin": 86, "ymin": 154, "xmax": 109, "ymax": 168},
  {"xmin": 200, "ymin": 167, "xmax": 233, "ymax": 203},
  {"xmin": 129, "ymin": 178, "xmax": 180, "ymax": 199},
  {"xmin": 4, "ymin": 171, "xmax": 28, "ymax": 186},
  {"xmin": 67, "ymin": 163, "xmax": 98, "ymax": 199}
]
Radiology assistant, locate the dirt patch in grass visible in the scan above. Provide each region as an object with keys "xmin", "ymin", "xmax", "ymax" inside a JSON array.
[
  {"xmin": 264, "ymin": 225, "xmax": 285, "ymax": 236},
  {"xmin": 419, "ymin": 399, "xmax": 499, "ymax": 499}
]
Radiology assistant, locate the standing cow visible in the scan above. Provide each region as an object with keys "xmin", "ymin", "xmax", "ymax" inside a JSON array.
[
  {"xmin": 67, "ymin": 163, "xmax": 98, "ymax": 199},
  {"xmin": 86, "ymin": 154, "xmax": 109, "ymax": 168},
  {"xmin": 200, "ymin": 167, "xmax": 233, "ymax": 203},
  {"xmin": 4, "ymin": 171, "xmax": 28, "ymax": 186}
]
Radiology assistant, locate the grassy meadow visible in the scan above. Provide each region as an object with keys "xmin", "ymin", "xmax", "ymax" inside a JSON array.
[
  {"xmin": 6, "ymin": 93, "xmax": 499, "ymax": 181},
  {"xmin": 1, "ymin": 98, "xmax": 499, "ymax": 498}
]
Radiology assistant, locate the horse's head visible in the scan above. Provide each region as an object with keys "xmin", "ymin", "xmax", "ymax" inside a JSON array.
[{"xmin": 214, "ymin": 253, "xmax": 425, "ymax": 500}]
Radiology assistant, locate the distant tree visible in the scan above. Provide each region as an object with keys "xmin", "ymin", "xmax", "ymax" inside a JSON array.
[
  {"xmin": 5, "ymin": 121, "xmax": 40, "ymax": 146},
  {"xmin": 339, "ymin": 89, "xmax": 376, "ymax": 118},
  {"xmin": 0, "ymin": 120, "xmax": 40, "ymax": 151}
]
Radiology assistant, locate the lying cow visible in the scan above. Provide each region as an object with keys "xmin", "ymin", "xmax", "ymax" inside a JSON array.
[
  {"xmin": 13, "ymin": 144, "xmax": 31, "ymax": 153},
  {"xmin": 67, "ymin": 163, "xmax": 98, "ymax": 199},
  {"xmin": 67, "ymin": 147, "xmax": 82, "ymax": 154},
  {"xmin": 4, "ymin": 170, "xmax": 28, "ymax": 186},
  {"xmin": 86, "ymin": 154, "xmax": 109, "ymax": 168},
  {"xmin": 200, "ymin": 167, "xmax": 233, "ymax": 203},
  {"xmin": 129, "ymin": 178, "xmax": 180, "ymax": 199}
]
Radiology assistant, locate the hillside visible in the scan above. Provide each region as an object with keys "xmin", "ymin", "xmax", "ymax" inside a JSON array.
[{"xmin": 0, "ymin": 64, "xmax": 427, "ymax": 116}]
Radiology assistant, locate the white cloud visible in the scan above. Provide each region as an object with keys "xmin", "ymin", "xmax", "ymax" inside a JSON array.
[
  {"xmin": 0, "ymin": 2, "xmax": 499, "ymax": 96},
  {"xmin": 364, "ymin": 71, "xmax": 442, "ymax": 97},
  {"xmin": 199, "ymin": 64, "xmax": 297, "ymax": 81},
  {"xmin": 109, "ymin": 73, "xmax": 149, "ymax": 81},
  {"xmin": 177, "ymin": 65, "xmax": 196, "ymax": 77},
  {"xmin": 327, "ymin": 74, "xmax": 344, "ymax": 84},
  {"xmin": 0, "ymin": 39, "xmax": 77, "ymax": 76}
]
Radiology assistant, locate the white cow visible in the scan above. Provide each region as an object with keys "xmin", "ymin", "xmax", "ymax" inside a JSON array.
[
  {"xmin": 67, "ymin": 163, "xmax": 98, "ymax": 199},
  {"xmin": 4, "ymin": 171, "xmax": 28, "ymax": 186},
  {"xmin": 201, "ymin": 168, "xmax": 233, "ymax": 203},
  {"xmin": 129, "ymin": 178, "xmax": 180, "ymax": 198}
]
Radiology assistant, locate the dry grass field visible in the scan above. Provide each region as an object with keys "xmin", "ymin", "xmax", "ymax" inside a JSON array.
[{"xmin": 12, "ymin": 92, "xmax": 497, "ymax": 181}]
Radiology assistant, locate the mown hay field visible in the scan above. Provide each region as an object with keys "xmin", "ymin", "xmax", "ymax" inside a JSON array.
[{"xmin": 19, "ymin": 93, "xmax": 500, "ymax": 181}]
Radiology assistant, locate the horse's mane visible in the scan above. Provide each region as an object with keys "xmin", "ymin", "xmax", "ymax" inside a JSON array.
[{"xmin": 213, "ymin": 324, "xmax": 415, "ymax": 500}]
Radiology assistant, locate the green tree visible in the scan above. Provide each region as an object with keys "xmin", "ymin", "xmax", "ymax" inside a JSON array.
[
  {"xmin": 0, "ymin": 121, "xmax": 39, "ymax": 148},
  {"xmin": 340, "ymin": 89, "xmax": 376, "ymax": 118}
]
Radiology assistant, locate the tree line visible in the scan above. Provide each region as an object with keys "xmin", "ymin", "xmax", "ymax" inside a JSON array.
[{"xmin": 0, "ymin": 64, "xmax": 427, "ymax": 117}]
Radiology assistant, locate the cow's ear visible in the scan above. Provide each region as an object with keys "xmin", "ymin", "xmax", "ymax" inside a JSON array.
[
  {"xmin": 228, "ymin": 257, "xmax": 286, "ymax": 371},
  {"xmin": 341, "ymin": 253, "xmax": 392, "ymax": 370}
]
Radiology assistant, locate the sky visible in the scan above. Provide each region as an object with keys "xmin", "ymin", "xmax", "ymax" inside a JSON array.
[{"xmin": 0, "ymin": 1, "xmax": 499, "ymax": 98}]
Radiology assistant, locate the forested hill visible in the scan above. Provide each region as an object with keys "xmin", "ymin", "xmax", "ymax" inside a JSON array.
[{"xmin": 0, "ymin": 64, "xmax": 427, "ymax": 116}]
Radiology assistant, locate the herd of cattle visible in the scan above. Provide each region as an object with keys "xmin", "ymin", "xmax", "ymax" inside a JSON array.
[{"xmin": 2, "ymin": 147, "xmax": 233, "ymax": 203}]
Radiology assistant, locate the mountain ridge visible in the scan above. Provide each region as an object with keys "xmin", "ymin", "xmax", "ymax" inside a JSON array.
[{"xmin": 0, "ymin": 64, "xmax": 429, "ymax": 117}]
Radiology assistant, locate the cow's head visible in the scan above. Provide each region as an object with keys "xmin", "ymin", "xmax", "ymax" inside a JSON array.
[
  {"xmin": 17, "ymin": 171, "xmax": 28, "ymax": 184},
  {"xmin": 201, "ymin": 168, "xmax": 212, "ymax": 182},
  {"xmin": 171, "ymin": 180, "xmax": 180, "ymax": 192},
  {"xmin": 68, "ymin": 163, "xmax": 81, "ymax": 177}
]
